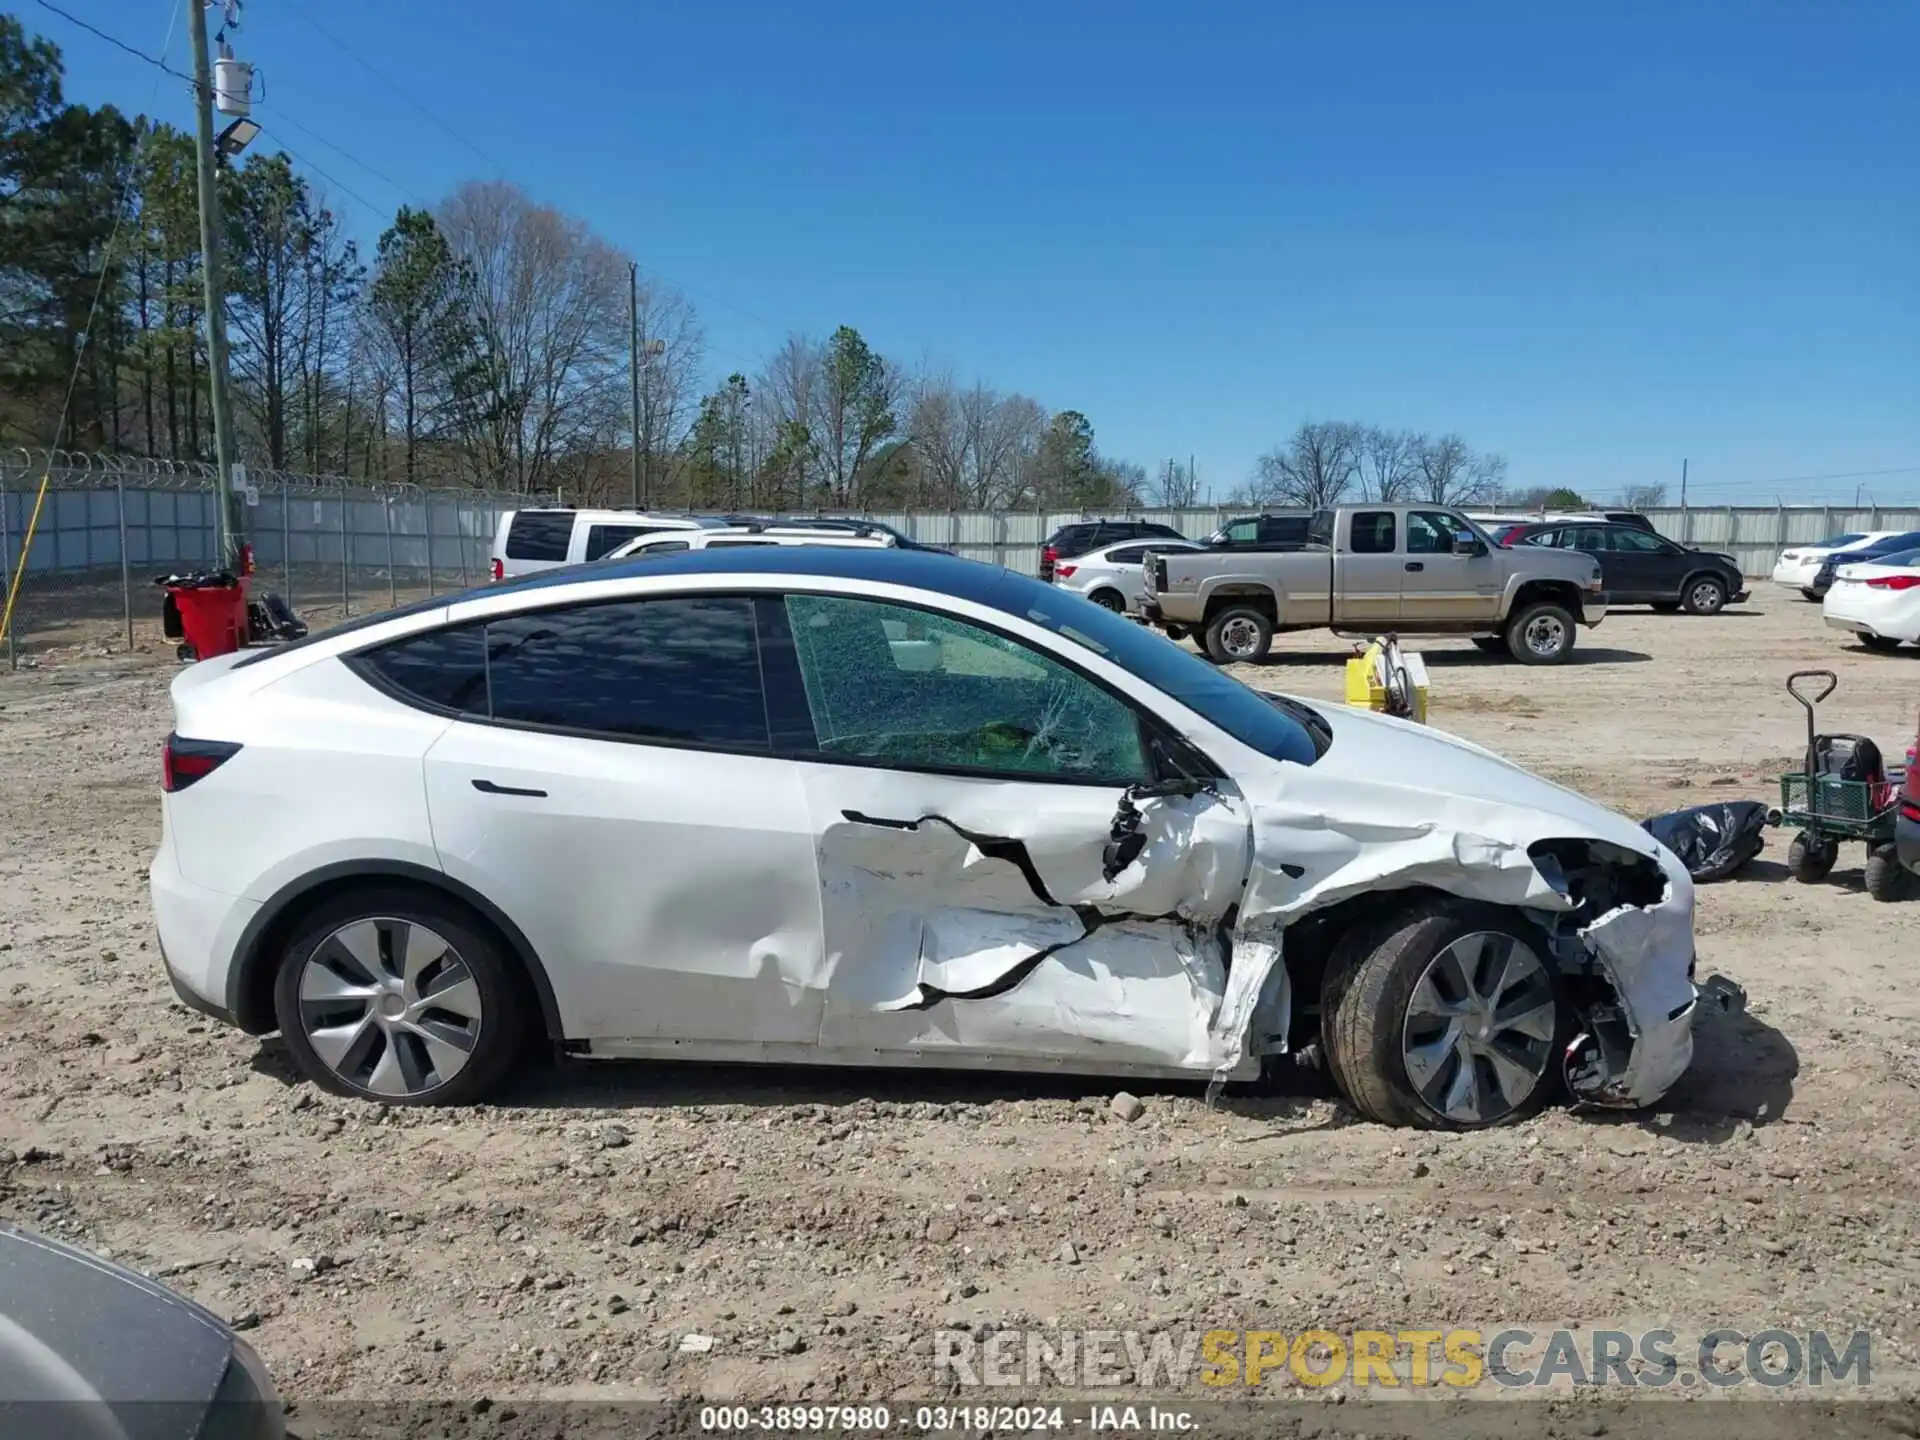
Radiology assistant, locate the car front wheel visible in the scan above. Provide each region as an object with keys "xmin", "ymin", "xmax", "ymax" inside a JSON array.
[
  {"xmin": 1322, "ymin": 900, "xmax": 1567, "ymax": 1129},
  {"xmin": 273, "ymin": 887, "xmax": 528, "ymax": 1105},
  {"xmin": 1505, "ymin": 601, "xmax": 1576, "ymax": 664},
  {"xmin": 1681, "ymin": 576, "xmax": 1727, "ymax": 615}
]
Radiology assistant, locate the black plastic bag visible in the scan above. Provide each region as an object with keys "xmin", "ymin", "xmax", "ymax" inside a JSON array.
[{"xmin": 1640, "ymin": 800, "xmax": 1770, "ymax": 882}]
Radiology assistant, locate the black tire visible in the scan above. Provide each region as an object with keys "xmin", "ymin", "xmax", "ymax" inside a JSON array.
[
  {"xmin": 1860, "ymin": 634, "xmax": 1903, "ymax": 653},
  {"xmin": 1320, "ymin": 898, "xmax": 1569, "ymax": 1131},
  {"xmin": 1505, "ymin": 601, "xmax": 1577, "ymax": 665},
  {"xmin": 1088, "ymin": 588, "xmax": 1127, "ymax": 612},
  {"xmin": 1864, "ymin": 845, "xmax": 1912, "ymax": 902},
  {"xmin": 1651, "ymin": 601, "xmax": 1680, "ymax": 614},
  {"xmin": 1470, "ymin": 636, "xmax": 1506, "ymax": 655},
  {"xmin": 1800, "ymin": 588, "xmax": 1821, "ymax": 602},
  {"xmin": 272, "ymin": 885, "xmax": 531, "ymax": 1106},
  {"xmin": 1680, "ymin": 575, "xmax": 1727, "ymax": 616},
  {"xmin": 1162, "ymin": 624, "xmax": 1189, "ymax": 643},
  {"xmin": 1204, "ymin": 605, "xmax": 1274, "ymax": 664},
  {"xmin": 1786, "ymin": 833, "xmax": 1837, "ymax": 884}
]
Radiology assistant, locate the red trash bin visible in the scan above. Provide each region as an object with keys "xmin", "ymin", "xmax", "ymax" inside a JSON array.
[{"xmin": 157, "ymin": 572, "xmax": 250, "ymax": 661}]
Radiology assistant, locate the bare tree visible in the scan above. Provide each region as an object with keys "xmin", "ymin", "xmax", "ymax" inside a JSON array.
[
  {"xmin": 756, "ymin": 334, "xmax": 820, "ymax": 509},
  {"xmin": 1357, "ymin": 425, "xmax": 1420, "ymax": 501},
  {"xmin": 1622, "ymin": 482, "xmax": 1667, "ymax": 509},
  {"xmin": 632, "ymin": 272, "xmax": 704, "ymax": 501},
  {"xmin": 436, "ymin": 180, "xmax": 629, "ymax": 493},
  {"xmin": 965, "ymin": 386, "xmax": 1044, "ymax": 507},
  {"xmin": 1250, "ymin": 421, "xmax": 1361, "ymax": 509},
  {"xmin": 908, "ymin": 369, "xmax": 967, "ymax": 508},
  {"xmin": 1416, "ymin": 433, "xmax": 1506, "ymax": 506},
  {"xmin": 1155, "ymin": 457, "xmax": 1199, "ymax": 507}
]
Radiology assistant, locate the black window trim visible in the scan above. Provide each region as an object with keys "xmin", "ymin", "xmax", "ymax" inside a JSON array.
[{"xmin": 345, "ymin": 584, "xmax": 1226, "ymax": 788}]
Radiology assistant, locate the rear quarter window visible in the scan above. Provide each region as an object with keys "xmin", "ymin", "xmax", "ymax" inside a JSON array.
[
  {"xmin": 354, "ymin": 625, "xmax": 491, "ymax": 712},
  {"xmin": 584, "ymin": 524, "xmax": 653, "ymax": 560},
  {"xmin": 505, "ymin": 511, "xmax": 575, "ymax": 561}
]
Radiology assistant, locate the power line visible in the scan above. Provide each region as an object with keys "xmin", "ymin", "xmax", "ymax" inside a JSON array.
[
  {"xmin": 256, "ymin": 105, "xmax": 415, "ymax": 203},
  {"xmin": 32, "ymin": 0, "xmax": 190, "ymax": 80}
]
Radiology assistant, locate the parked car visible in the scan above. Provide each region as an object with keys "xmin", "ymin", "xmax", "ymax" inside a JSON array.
[
  {"xmin": 1050, "ymin": 536, "xmax": 1202, "ymax": 612},
  {"xmin": 1806, "ymin": 531, "xmax": 1920, "ymax": 600},
  {"xmin": 735, "ymin": 516, "xmax": 953, "ymax": 554},
  {"xmin": 147, "ymin": 546, "xmax": 1722, "ymax": 1130},
  {"xmin": 1771, "ymin": 531, "xmax": 1906, "ymax": 599},
  {"xmin": 1142, "ymin": 505, "xmax": 1607, "ymax": 665},
  {"xmin": 1898, "ymin": 718, "xmax": 1920, "ymax": 880},
  {"xmin": 1821, "ymin": 547, "xmax": 1920, "ymax": 652},
  {"xmin": 1039, "ymin": 519, "xmax": 1189, "ymax": 581},
  {"xmin": 489, "ymin": 507, "xmax": 726, "ymax": 581},
  {"xmin": 1200, "ymin": 514, "xmax": 1314, "ymax": 550},
  {"xmin": 0, "ymin": 1223, "xmax": 285, "ymax": 1433},
  {"xmin": 603, "ymin": 523, "xmax": 897, "ymax": 560},
  {"xmin": 1505, "ymin": 521, "xmax": 1747, "ymax": 614},
  {"xmin": 1469, "ymin": 510, "xmax": 1656, "ymax": 538}
]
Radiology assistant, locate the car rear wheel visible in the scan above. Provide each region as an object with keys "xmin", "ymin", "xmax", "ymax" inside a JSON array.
[
  {"xmin": 1204, "ymin": 605, "xmax": 1274, "ymax": 664},
  {"xmin": 1800, "ymin": 588, "xmax": 1821, "ymax": 602},
  {"xmin": 273, "ymin": 888, "xmax": 528, "ymax": 1105},
  {"xmin": 1322, "ymin": 899, "xmax": 1566, "ymax": 1130},
  {"xmin": 1786, "ymin": 833, "xmax": 1836, "ymax": 884},
  {"xmin": 1865, "ymin": 844, "xmax": 1914, "ymax": 902},
  {"xmin": 1088, "ymin": 588, "xmax": 1127, "ymax": 612},
  {"xmin": 1681, "ymin": 576, "xmax": 1727, "ymax": 615},
  {"xmin": 1505, "ymin": 601, "xmax": 1576, "ymax": 664},
  {"xmin": 1860, "ymin": 634, "xmax": 1903, "ymax": 653}
]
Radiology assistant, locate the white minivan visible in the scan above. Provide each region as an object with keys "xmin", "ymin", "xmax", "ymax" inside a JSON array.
[{"xmin": 488, "ymin": 508, "xmax": 723, "ymax": 580}]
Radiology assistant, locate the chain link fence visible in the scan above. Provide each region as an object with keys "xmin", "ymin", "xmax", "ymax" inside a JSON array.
[{"xmin": 5, "ymin": 448, "xmax": 1920, "ymax": 665}]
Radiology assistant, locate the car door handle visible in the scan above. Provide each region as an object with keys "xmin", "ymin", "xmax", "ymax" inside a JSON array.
[
  {"xmin": 1405, "ymin": 562, "xmax": 1424, "ymax": 572},
  {"xmin": 472, "ymin": 779, "xmax": 547, "ymax": 798}
]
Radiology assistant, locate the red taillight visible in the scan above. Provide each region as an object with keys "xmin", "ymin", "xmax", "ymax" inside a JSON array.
[
  {"xmin": 163, "ymin": 733, "xmax": 241, "ymax": 793},
  {"xmin": 490, "ymin": 558, "xmax": 505, "ymax": 582},
  {"xmin": 1040, "ymin": 545, "xmax": 1058, "ymax": 580},
  {"xmin": 1053, "ymin": 564, "xmax": 1077, "ymax": 579},
  {"xmin": 1866, "ymin": 574, "xmax": 1920, "ymax": 590}
]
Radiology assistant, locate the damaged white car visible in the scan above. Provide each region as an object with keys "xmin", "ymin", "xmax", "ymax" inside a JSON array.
[{"xmin": 150, "ymin": 547, "xmax": 1733, "ymax": 1128}]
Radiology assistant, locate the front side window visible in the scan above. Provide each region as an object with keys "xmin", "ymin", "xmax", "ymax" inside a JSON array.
[
  {"xmin": 1406, "ymin": 511, "xmax": 1460, "ymax": 554},
  {"xmin": 1350, "ymin": 511, "xmax": 1397, "ymax": 554},
  {"xmin": 783, "ymin": 594, "xmax": 1149, "ymax": 783}
]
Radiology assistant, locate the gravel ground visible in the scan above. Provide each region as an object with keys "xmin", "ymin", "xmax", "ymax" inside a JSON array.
[{"xmin": 2, "ymin": 580, "xmax": 1919, "ymax": 1426}]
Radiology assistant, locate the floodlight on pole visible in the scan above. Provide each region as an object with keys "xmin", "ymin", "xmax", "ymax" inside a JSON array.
[{"xmin": 216, "ymin": 116, "xmax": 261, "ymax": 156}]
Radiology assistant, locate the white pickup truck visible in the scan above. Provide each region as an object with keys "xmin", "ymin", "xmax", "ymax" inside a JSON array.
[{"xmin": 1140, "ymin": 504, "xmax": 1608, "ymax": 664}]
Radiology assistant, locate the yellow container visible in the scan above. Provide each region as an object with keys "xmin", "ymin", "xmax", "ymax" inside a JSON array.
[{"xmin": 1345, "ymin": 641, "xmax": 1429, "ymax": 723}]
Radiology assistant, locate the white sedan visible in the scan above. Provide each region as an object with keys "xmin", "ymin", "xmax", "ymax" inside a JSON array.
[
  {"xmin": 1823, "ymin": 548, "xmax": 1920, "ymax": 651},
  {"xmin": 149, "ymin": 547, "xmax": 1726, "ymax": 1129},
  {"xmin": 1050, "ymin": 537, "xmax": 1200, "ymax": 613},
  {"xmin": 1772, "ymin": 532, "xmax": 1904, "ymax": 598}
]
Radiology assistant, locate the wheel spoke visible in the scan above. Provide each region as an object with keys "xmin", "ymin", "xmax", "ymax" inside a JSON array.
[
  {"xmin": 365, "ymin": 1036, "xmax": 409, "ymax": 1096},
  {"xmin": 1472, "ymin": 934, "xmax": 1517, "ymax": 1005},
  {"xmin": 308, "ymin": 1014, "xmax": 377, "ymax": 1073},
  {"xmin": 1404, "ymin": 1029, "xmax": 1461, "ymax": 1100},
  {"xmin": 1496, "ymin": 997, "xmax": 1559, "ymax": 1043},
  {"xmin": 1481, "ymin": 1038, "xmax": 1547, "ymax": 1108},
  {"xmin": 416, "ymin": 970, "xmax": 482, "ymax": 1021},
  {"xmin": 299, "ymin": 965, "xmax": 380, "ymax": 1007},
  {"xmin": 400, "ymin": 922, "xmax": 451, "ymax": 993},
  {"xmin": 1438, "ymin": 1045, "xmax": 1483, "ymax": 1120},
  {"xmin": 327, "ymin": 920, "xmax": 386, "ymax": 985},
  {"xmin": 1407, "ymin": 973, "xmax": 1467, "ymax": 1022},
  {"xmin": 401, "ymin": 1018, "xmax": 476, "ymax": 1080}
]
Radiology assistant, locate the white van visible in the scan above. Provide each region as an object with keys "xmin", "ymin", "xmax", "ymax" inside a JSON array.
[
  {"xmin": 603, "ymin": 523, "xmax": 898, "ymax": 560},
  {"xmin": 488, "ymin": 508, "xmax": 723, "ymax": 580}
]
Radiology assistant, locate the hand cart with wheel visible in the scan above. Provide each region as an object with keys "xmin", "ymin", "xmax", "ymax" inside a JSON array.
[{"xmin": 1766, "ymin": 670, "xmax": 1911, "ymax": 901}]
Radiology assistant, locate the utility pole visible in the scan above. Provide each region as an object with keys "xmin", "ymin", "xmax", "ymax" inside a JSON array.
[
  {"xmin": 189, "ymin": 0, "xmax": 242, "ymax": 569},
  {"xmin": 629, "ymin": 262, "xmax": 642, "ymax": 509},
  {"xmin": 1679, "ymin": 457, "xmax": 1688, "ymax": 509}
]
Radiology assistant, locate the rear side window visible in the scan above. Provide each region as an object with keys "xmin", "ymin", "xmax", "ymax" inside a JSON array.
[
  {"xmin": 1217, "ymin": 520, "xmax": 1258, "ymax": 545},
  {"xmin": 1350, "ymin": 512, "xmax": 1396, "ymax": 554},
  {"xmin": 1106, "ymin": 545, "xmax": 1151, "ymax": 564},
  {"xmin": 584, "ymin": 524, "xmax": 653, "ymax": 560},
  {"xmin": 356, "ymin": 625, "xmax": 490, "ymax": 711},
  {"xmin": 484, "ymin": 597, "xmax": 769, "ymax": 748},
  {"xmin": 504, "ymin": 511, "xmax": 575, "ymax": 561},
  {"xmin": 354, "ymin": 597, "xmax": 769, "ymax": 750},
  {"xmin": 1259, "ymin": 516, "xmax": 1310, "ymax": 544}
]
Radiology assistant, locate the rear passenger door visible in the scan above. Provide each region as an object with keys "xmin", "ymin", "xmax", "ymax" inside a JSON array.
[
  {"xmin": 1333, "ymin": 510, "xmax": 1403, "ymax": 626},
  {"xmin": 406, "ymin": 593, "xmax": 827, "ymax": 1045}
]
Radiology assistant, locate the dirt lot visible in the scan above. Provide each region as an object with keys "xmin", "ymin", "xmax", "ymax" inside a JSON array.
[{"xmin": 3, "ymin": 579, "xmax": 1919, "ymax": 1426}]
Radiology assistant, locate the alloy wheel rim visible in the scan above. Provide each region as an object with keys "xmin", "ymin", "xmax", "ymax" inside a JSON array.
[
  {"xmin": 1400, "ymin": 931, "xmax": 1557, "ymax": 1124},
  {"xmin": 296, "ymin": 917, "xmax": 482, "ymax": 1097},
  {"xmin": 1221, "ymin": 617, "xmax": 1261, "ymax": 657},
  {"xmin": 1691, "ymin": 581, "xmax": 1722, "ymax": 611},
  {"xmin": 1523, "ymin": 613, "xmax": 1567, "ymax": 656}
]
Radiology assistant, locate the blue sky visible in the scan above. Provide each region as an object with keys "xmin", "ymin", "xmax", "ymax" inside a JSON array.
[{"xmin": 43, "ymin": 0, "xmax": 1920, "ymax": 504}]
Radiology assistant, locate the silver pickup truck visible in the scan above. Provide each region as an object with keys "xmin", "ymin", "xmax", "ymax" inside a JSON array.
[{"xmin": 1140, "ymin": 504, "xmax": 1608, "ymax": 665}]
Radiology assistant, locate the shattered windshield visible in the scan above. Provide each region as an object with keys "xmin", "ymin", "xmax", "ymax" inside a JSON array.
[{"xmin": 990, "ymin": 573, "xmax": 1327, "ymax": 767}]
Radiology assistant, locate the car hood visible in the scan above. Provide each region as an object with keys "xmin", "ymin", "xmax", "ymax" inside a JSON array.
[{"xmin": 1231, "ymin": 696, "xmax": 1681, "ymax": 923}]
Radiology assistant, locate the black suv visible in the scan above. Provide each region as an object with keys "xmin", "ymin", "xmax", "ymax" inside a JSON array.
[
  {"xmin": 1203, "ymin": 513, "xmax": 1314, "ymax": 549},
  {"xmin": 1039, "ymin": 520, "xmax": 1188, "ymax": 580},
  {"xmin": 1508, "ymin": 520, "xmax": 1747, "ymax": 614}
]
